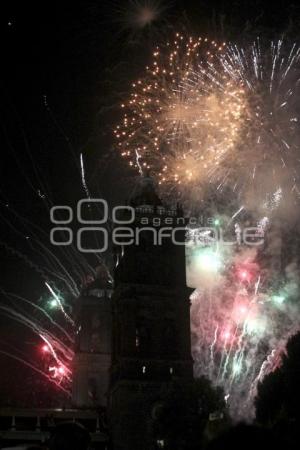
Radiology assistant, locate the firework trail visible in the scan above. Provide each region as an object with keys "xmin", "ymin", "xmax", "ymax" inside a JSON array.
[
  {"xmin": 45, "ymin": 282, "xmax": 75, "ymax": 327},
  {"xmin": 216, "ymin": 38, "xmax": 300, "ymax": 203},
  {"xmin": 0, "ymin": 350, "xmax": 71, "ymax": 395},
  {"xmin": 0, "ymin": 289, "xmax": 74, "ymax": 344},
  {"xmin": 0, "ymin": 292, "xmax": 74, "ymax": 358},
  {"xmin": 0, "ymin": 196, "xmax": 112, "ymax": 394},
  {"xmin": 0, "ymin": 95, "xmax": 113, "ymax": 398},
  {"xmin": 80, "ymin": 152, "xmax": 91, "ymax": 199},
  {"xmin": 0, "ymin": 300, "xmax": 73, "ymax": 390}
]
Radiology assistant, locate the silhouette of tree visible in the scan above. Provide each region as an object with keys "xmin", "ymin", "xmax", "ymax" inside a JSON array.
[
  {"xmin": 151, "ymin": 377, "xmax": 226, "ymax": 450},
  {"xmin": 255, "ymin": 369, "xmax": 284, "ymax": 424},
  {"xmin": 206, "ymin": 423, "xmax": 279, "ymax": 450}
]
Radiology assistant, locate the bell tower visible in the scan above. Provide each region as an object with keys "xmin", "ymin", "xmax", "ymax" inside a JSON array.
[
  {"xmin": 109, "ymin": 175, "xmax": 193, "ymax": 450},
  {"xmin": 72, "ymin": 267, "xmax": 112, "ymax": 408}
]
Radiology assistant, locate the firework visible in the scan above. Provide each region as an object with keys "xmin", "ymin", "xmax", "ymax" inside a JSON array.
[
  {"xmin": 215, "ymin": 38, "xmax": 300, "ymax": 201},
  {"xmin": 116, "ymin": 36, "xmax": 300, "ymax": 211},
  {"xmin": 115, "ymin": 33, "xmax": 246, "ymax": 190},
  {"xmin": 187, "ymin": 217, "xmax": 300, "ymax": 419},
  {"xmin": 117, "ymin": 0, "xmax": 168, "ymax": 30}
]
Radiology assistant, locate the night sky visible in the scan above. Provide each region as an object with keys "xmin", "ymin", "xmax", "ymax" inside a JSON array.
[{"xmin": 0, "ymin": 0, "xmax": 299, "ymax": 406}]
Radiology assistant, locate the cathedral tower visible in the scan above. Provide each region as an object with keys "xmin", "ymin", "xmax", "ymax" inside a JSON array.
[{"xmin": 109, "ymin": 175, "xmax": 193, "ymax": 450}]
